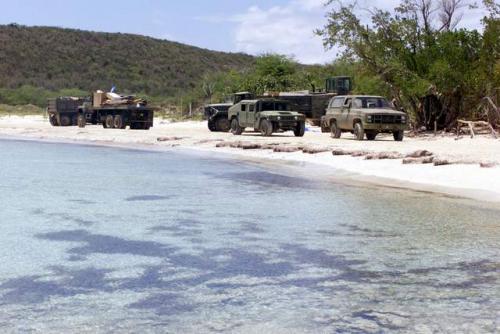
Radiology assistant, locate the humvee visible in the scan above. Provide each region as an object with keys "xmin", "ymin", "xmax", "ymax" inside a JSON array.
[
  {"xmin": 205, "ymin": 92, "xmax": 254, "ymax": 132},
  {"xmin": 321, "ymin": 95, "xmax": 407, "ymax": 141},
  {"xmin": 228, "ymin": 98, "xmax": 306, "ymax": 137}
]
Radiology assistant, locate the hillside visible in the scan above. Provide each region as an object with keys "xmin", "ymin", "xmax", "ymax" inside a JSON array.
[{"xmin": 0, "ymin": 24, "xmax": 254, "ymax": 97}]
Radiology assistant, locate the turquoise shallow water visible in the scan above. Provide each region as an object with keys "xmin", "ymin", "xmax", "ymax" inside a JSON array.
[{"xmin": 0, "ymin": 139, "xmax": 498, "ymax": 333}]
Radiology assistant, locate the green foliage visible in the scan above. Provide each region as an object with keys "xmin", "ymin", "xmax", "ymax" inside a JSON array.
[
  {"xmin": 0, "ymin": 85, "xmax": 87, "ymax": 107},
  {"xmin": 0, "ymin": 25, "xmax": 253, "ymax": 101},
  {"xmin": 317, "ymin": 0, "xmax": 500, "ymax": 128}
]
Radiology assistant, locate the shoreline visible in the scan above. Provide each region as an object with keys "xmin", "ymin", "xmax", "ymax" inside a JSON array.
[{"xmin": 1, "ymin": 115, "xmax": 500, "ymax": 204}]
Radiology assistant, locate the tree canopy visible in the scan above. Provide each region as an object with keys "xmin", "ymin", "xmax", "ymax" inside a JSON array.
[{"xmin": 317, "ymin": 0, "xmax": 500, "ymax": 129}]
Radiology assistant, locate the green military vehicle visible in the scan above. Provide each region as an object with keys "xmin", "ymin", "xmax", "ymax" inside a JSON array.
[
  {"xmin": 228, "ymin": 98, "xmax": 306, "ymax": 137},
  {"xmin": 47, "ymin": 97, "xmax": 88, "ymax": 126},
  {"xmin": 321, "ymin": 95, "xmax": 407, "ymax": 141},
  {"xmin": 204, "ymin": 92, "xmax": 254, "ymax": 132}
]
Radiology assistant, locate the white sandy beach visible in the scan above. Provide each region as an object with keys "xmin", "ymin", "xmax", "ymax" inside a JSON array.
[{"xmin": 1, "ymin": 115, "xmax": 500, "ymax": 203}]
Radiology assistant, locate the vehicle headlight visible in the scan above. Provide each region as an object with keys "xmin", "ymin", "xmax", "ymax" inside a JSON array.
[
  {"xmin": 401, "ymin": 115, "xmax": 407, "ymax": 124},
  {"xmin": 294, "ymin": 116, "xmax": 298, "ymax": 120},
  {"xmin": 277, "ymin": 116, "xmax": 281, "ymax": 120},
  {"xmin": 367, "ymin": 115, "xmax": 373, "ymax": 123}
]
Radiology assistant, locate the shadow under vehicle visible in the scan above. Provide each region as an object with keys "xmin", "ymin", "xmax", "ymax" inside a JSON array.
[
  {"xmin": 321, "ymin": 95, "xmax": 407, "ymax": 141},
  {"xmin": 77, "ymin": 91, "xmax": 154, "ymax": 130},
  {"xmin": 204, "ymin": 92, "xmax": 254, "ymax": 132},
  {"xmin": 47, "ymin": 97, "xmax": 88, "ymax": 126},
  {"xmin": 228, "ymin": 98, "xmax": 306, "ymax": 137}
]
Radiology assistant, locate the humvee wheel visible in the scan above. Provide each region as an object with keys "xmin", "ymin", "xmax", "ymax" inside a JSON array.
[
  {"xmin": 366, "ymin": 132, "xmax": 377, "ymax": 141},
  {"xmin": 393, "ymin": 130, "xmax": 404, "ymax": 141},
  {"xmin": 208, "ymin": 120, "xmax": 216, "ymax": 132},
  {"xmin": 215, "ymin": 117, "xmax": 231, "ymax": 132},
  {"xmin": 59, "ymin": 115, "xmax": 71, "ymax": 127},
  {"xmin": 77, "ymin": 115, "xmax": 86, "ymax": 128},
  {"xmin": 354, "ymin": 122, "xmax": 364, "ymax": 141},
  {"xmin": 49, "ymin": 115, "xmax": 58, "ymax": 126},
  {"xmin": 105, "ymin": 115, "xmax": 114, "ymax": 129},
  {"xmin": 330, "ymin": 121, "xmax": 341, "ymax": 138},
  {"xmin": 114, "ymin": 115, "xmax": 126, "ymax": 129},
  {"xmin": 260, "ymin": 119, "xmax": 273, "ymax": 137},
  {"xmin": 230, "ymin": 118, "xmax": 243, "ymax": 135},
  {"xmin": 294, "ymin": 121, "xmax": 305, "ymax": 137}
]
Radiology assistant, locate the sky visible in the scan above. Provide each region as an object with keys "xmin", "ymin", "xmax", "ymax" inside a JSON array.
[{"xmin": 0, "ymin": 0, "xmax": 489, "ymax": 64}]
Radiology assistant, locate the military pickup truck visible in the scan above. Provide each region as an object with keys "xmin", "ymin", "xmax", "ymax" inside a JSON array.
[
  {"xmin": 228, "ymin": 98, "xmax": 306, "ymax": 137},
  {"xmin": 321, "ymin": 95, "xmax": 407, "ymax": 141}
]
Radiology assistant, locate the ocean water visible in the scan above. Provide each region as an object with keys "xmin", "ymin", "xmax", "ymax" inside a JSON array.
[{"xmin": 0, "ymin": 139, "xmax": 498, "ymax": 333}]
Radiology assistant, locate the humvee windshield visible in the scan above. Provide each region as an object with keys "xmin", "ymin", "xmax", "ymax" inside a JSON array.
[
  {"xmin": 353, "ymin": 97, "xmax": 391, "ymax": 109},
  {"xmin": 259, "ymin": 101, "xmax": 289, "ymax": 112}
]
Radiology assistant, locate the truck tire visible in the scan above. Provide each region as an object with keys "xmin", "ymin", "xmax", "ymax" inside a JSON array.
[
  {"xmin": 215, "ymin": 117, "xmax": 231, "ymax": 132},
  {"xmin": 114, "ymin": 115, "xmax": 125, "ymax": 129},
  {"xmin": 59, "ymin": 115, "xmax": 71, "ymax": 127},
  {"xmin": 366, "ymin": 132, "xmax": 377, "ymax": 140},
  {"xmin": 105, "ymin": 115, "xmax": 114, "ymax": 129},
  {"xmin": 77, "ymin": 115, "xmax": 86, "ymax": 128},
  {"xmin": 393, "ymin": 130, "xmax": 404, "ymax": 141},
  {"xmin": 49, "ymin": 115, "xmax": 58, "ymax": 126},
  {"xmin": 294, "ymin": 121, "xmax": 305, "ymax": 137},
  {"xmin": 330, "ymin": 121, "xmax": 341, "ymax": 138},
  {"xmin": 208, "ymin": 120, "xmax": 216, "ymax": 132},
  {"xmin": 354, "ymin": 122, "xmax": 364, "ymax": 141},
  {"xmin": 230, "ymin": 118, "xmax": 243, "ymax": 135},
  {"xmin": 260, "ymin": 119, "xmax": 273, "ymax": 136}
]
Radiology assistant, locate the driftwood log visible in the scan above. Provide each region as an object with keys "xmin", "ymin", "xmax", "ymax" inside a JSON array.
[{"xmin": 456, "ymin": 120, "xmax": 498, "ymax": 139}]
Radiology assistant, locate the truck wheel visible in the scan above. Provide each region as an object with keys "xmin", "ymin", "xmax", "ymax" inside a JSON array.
[
  {"xmin": 114, "ymin": 115, "xmax": 125, "ymax": 129},
  {"xmin": 366, "ymin": 132, "xmax": 377, "ymax": 140},
  {"xmin": 330, "ymin": 122, "xmax": 342, "ymax": 138},
  {"xmin": 354, "ymin": 122, "xmax": 364, "ymax": 140},
  {"xmin": 230, "ymin": 118, "xmax": 243, "ymax": 135},
  {"xmin": 294, "ymin": 121, "xmax": 305, "ymax": 137},
  {"xmin": 208, "ymin": 120, "xmax": 216, "ymax": 132},
  {"xmin": 59, "ymin": 115, "xmax": 71, "ymax": 127},
  {"xmin": 393, "ymin": 130, "xmax": 404, "ymax": 141},
  {"xmin": 77, "ymin": 115, "xmax": 86, "ymax": 128},
  {"xmin": 260, "ymin": 119, "xmax": 273, "ymax": 136},
  {"xmin": 215, "ymin": 117, "xmax": 231, "ymax": 132},
  {"xmin": 49, "ymin": 115, "xmax": 58, "ymax": 126},
  {"xmin": 105, "ymin": 115, "xmax": 114, "ymax": 129}
]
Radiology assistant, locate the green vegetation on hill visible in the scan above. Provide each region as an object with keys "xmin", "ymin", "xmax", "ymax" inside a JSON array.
[{"xmin": 0, "ymin": 24, "xmax": 254, "ymax": 104}]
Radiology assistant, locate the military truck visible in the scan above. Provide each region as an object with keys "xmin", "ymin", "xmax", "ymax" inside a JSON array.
[
  {"xmin": 47, "ymin": 97, "xmax": 88, "ymax": 126},
  {"xmin": 228, "ymin": 98, "xmax": 306, "ymax": 137},
  {"xmin": 321, "ymin": 95, "xmax": 407, "ymax": 141},
  {"xmin": 77, "ymin": 91, "xmax": 154, "ymax": 130},
  {"xmin": 278, "ymin": 76, "xmax": 353, "ymax": 126},
  {"xmin": 204, "ymin": 92, "xmax": 254, "ymax": 132}
]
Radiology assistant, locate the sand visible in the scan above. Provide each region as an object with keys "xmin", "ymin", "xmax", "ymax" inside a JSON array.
[{"xmin": 1, "ymin": 115, "xmax": 500, "ymax": 203}]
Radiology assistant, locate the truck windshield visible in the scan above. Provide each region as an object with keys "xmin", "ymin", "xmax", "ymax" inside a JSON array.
[
  {"xmin": 353, "ymin": 97, "xmax": 391, "ymax": 109},
  {"xmin": 260, "ymin": 101, "xmax": 289, "ymax": 111}
]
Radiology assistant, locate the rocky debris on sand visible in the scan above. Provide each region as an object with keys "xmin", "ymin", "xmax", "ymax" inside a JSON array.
[
  {"xmin": 302, "ymin": 146, "xmax": 332, "ymax": 154},
  {"xmin": 402, "ymin": 157, "xmax": 435, "ymax": 164},
  {"xmin": 157, "ymin": 136, "xmax": 185, "ymax": 142},
  {"xmin": 350, "ymin": 151, "xmax": 370, "ymax": 157},
  {"xmin": 331, "ymin": 149, "xmax": 352, "ymax": 156},
  {"xmin": 196, "ymin": 139, "xmax": 224, "ymax": 144},
  {"xmin": 273, "ymin": 146, "xmax": 303, "ymax": 153},
  {"xmin": 480, "ymin": 162, "xmax": 498, "ymax": 168},
  {"xmin": 433, "ymin": 159, "xmax": 452, "ymax": 166},
  {"xmin": 365, "ymin": 152, "xmax": 404, "ymax": 160},
  {"xmin": 405, "ymin": 150, "xmax": 433, "ymax": 158},
  {"xmin": 240, "ymin": 143, "xmax": 262, "ymax": 150}
]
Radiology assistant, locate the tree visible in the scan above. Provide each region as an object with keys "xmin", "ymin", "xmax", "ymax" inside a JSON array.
[{"xmin": 317, "ymin": 0, "xmax": 499, "ymax": 130}]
